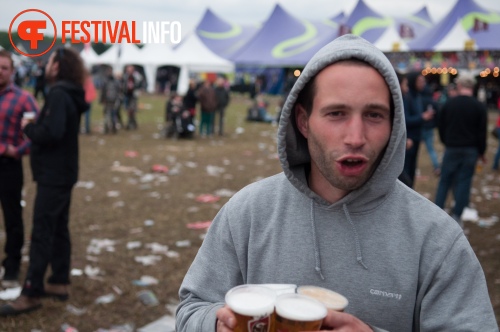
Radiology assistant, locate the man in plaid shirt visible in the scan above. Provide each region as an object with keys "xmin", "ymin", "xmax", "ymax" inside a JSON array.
[{"xmin": 0, "ymin": 49, "xmax": 39, "ymax": 287}]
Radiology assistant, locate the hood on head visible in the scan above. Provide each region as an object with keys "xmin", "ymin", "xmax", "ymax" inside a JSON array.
[{"xmin": 277, "ymin": 34, "xmax": 406, "ymax": 211}]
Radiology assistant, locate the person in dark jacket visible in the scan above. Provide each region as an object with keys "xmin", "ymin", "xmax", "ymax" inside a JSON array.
[
  {"xmin": 403, "ymin": 72, "xmax": 434, "ymax": 187},
  {"xmin": 183, "ymin": 79, "xmax": 198, "ymax": 117},
  {"xmin": 214, "ymin": 77, "xmax": 230, "ymax": 136},
  {"xmin": 0, "ymin": 47, "xmax": 88, "ymax": 316},
  {"xmin": 435, "ymin": 74, "xmax": 487, "ymax": 226},
  {"xmin": 420, "ymin": 85, "xmax": 440, "ymax": 174}
]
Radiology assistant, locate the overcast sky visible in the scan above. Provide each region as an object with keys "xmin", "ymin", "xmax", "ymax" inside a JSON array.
[{"xmin": 3, "ymin": 0, "xmax": 500, "ymax": 38}]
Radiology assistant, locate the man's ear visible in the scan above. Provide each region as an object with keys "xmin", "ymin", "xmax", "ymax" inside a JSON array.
[{"xmin": 295, "ymin": 104, "xmax": 309, "ymax": 139}]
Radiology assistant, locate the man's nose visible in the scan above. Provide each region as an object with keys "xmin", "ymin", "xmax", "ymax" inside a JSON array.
[{"xmin": 344, "ymin": 116, "xmax": 366, "ymax": 147}]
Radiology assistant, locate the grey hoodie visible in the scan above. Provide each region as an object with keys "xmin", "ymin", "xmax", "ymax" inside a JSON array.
[{"xmin": 176, "ymin": 35, "xmax": 497, "ymax": 332}]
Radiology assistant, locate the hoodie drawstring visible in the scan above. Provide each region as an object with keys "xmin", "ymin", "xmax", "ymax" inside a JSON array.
[
  {"xmin": 310, "ymin": 201, "xmax": 325, "ymax": 280},
  {"xmin": 343, "ymin": 204, "xmax": 368, "ymax": 270}
]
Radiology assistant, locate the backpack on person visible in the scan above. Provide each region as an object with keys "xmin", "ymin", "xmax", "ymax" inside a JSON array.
[{"xmin": 104, "ymin": 79, "xmax": 120, "ymax": 103}]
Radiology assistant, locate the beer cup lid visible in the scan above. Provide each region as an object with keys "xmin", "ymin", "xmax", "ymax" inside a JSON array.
[
  {"xmin": 225, "ymin": 285, "xmax": 276, "ymax": 317},
  {"xmin": 297, "ymin": 285, "xmax": 349, "ymax": 311},
  {"xmin": 275, "ymin": 293, "xmax": 327, "ymax": 321},
  {"xmin": 252, "ymin": 283, "xmax": 297, "ymax": 295}
]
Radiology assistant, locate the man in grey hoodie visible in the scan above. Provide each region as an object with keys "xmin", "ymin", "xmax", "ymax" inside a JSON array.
[{"xmin": 176, "ymin": 35, "xmax": 497, "ymax": 331}]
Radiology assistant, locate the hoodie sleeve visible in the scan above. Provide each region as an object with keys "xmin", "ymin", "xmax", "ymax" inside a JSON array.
[
  {"xmin": 416, "ymin": 233, "xmax": 497, "ymax": 331},
  {"xmin": 24, "ymin": 88, "xmax": 68, "ymax": 145},
  {"xmin": 176, "ymin": 205, "xmax": 244, "ymax": 332}
]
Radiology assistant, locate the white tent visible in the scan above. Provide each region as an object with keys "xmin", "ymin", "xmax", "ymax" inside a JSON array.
[
  {"xmin": 96, "ymin": 43, "xmax": 143, "ymax": 73},
  {"xmin": 140, "ymin": 35, "xmax": 234, "ymax": 94},
  {"xmin": 173, "ymin": 33, "xmax": 234, "ymax": 74},
  {"xmin": 80, "ymin": 45, "xmax": 100, "ymax": 69},
  {"xmin": 374, "ymin": 25, "xmax": 409, "ymax": 52},
  {"xmin": 171, "ymin": 34, "xmax": 234, "ymax": 94},
  {"xmin": 140, "ymin": 42, "xmax": 183, "ymax": 94}
]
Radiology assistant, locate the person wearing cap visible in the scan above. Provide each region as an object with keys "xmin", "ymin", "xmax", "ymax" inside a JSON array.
[
  {"xmin": 435, "ymin": 73, "xmax": 487, "ymax": 226},
  {"xmin": 176, "ymin": 35, "xmax": 496, "ymax": 331}
]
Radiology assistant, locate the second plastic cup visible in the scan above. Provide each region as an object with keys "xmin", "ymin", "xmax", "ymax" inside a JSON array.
[{"xmin": 274, "ymin": 293, "xmax": 327, "ymax": 332}]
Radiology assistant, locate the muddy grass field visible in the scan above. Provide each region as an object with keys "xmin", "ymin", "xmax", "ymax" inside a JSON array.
[{"xmin": 0, "ymin": 93, "xmax": 499, "ymax": 331}]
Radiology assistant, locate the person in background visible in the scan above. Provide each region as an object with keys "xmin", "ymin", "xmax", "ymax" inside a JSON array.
[
  {"xmin": 420, "ymin": 85, "xmax": 440, "ymax": 175},
  {"xmin": 100, "ymin": 68, "xmax": 121, "ymax": 134},
  {"xmin": 122, "ymin": 65, "xmax": 142, "ymax": 130},
  {"xmin": 0, "ymin": 47, "xmax": 88, "ymax": 316},
  {"xmin": 82, "ymin": 73, "xmax": 96, "ymax": 134},
  {"xmin": 0, "ymin": 50, "xmax": 39, "ymax": 288},
  {"xmin": 214, "ymin": 76, "xmax": 230, "ymax": 136},
  {"xmin": 493, "ymin": 108, "xmax": 500, "ymax": 171},
  {"xmin": 403, "ymin": 71, "xmax": 434, "ymax": 187},
  {"xmin": 197, "ymin": 79, "xmax": 217, "ymax": 137},
  {"xmin": 33, "ymin": 59, "xmax": 46, "ymax": 101},
  {"xmin": 176, "ymin": 35, "xmax": 496, "ymax": 332},
  {"xmin": 435, "ymin": 73, "xmax": 487, "ymax": 226},
  {"xmin": 396, "ymin": 72, "xmax": 413, "ymax": 187},
  {"xmin": 184, "ymin": 79, "xmax": 198, "ymax": 118}
]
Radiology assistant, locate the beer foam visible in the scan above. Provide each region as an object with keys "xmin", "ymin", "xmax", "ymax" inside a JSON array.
[
  {"xmin": 226, "ymin": 292, "xmax": 275, "ymax": 317},
  {"xmin": 275, "ymin": 295, "xmax": 327, "ymax": 321},
  {"xmin": 297, "ymin": 286, "xmax": 348, "ymax": 310}
]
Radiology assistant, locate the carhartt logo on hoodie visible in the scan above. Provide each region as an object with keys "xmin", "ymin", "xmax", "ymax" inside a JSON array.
[{"xmin": 370, "ymin": 289, "xmax": 402, "ymax": 300}]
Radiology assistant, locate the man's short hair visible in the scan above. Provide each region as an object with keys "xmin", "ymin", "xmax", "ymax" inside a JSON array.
[
  {"xmin": 0, "ymin": 50, "xmax": 14, "ymax": 69},
  {"xmin": 455, "ymin": 73, "xmax": 476, "ymax": 89}
]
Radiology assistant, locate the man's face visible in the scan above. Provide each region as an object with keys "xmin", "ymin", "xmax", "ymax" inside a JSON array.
[
  {"xmin": 416, "ymin": 75, "xmax": 425, "ymax": 91},
  {"xmin": 296, "ymin": 62, "xmax": 392, "ymax": 202},
  {"xmin": 0, "ymin": 56, "xmax": 13, "ymax": 90}
]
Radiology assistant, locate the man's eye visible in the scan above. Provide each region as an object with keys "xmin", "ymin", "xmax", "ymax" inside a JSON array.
[{"xmin": 367, "ymin": 112, "xmax": 384, "ymax": 119}]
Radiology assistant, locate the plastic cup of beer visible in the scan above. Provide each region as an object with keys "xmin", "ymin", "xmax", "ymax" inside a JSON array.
[
  {"xmin": 23, "ymin": 112, "xmax": 36, "ymax": 122},
  {"xmin": 274, "ymin": 293, "xmax": 327, "ymax": 332},
  {"xmin": 225, "ymin": 284, "xmax": 276, "ymax": 332},
  {"xmin": 296, "ymin": 285, "xmax": 349, "ymax": 312}
]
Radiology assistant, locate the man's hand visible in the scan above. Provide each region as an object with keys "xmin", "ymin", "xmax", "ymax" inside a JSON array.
[
  {"xmin": 21, "ymin": 118, "xmax": 31, "ymax": 129},
  {"xmin": 3, "ymin": 145, "xmax": 18, "ymax": 158},
  {"xmin": 319, "ymin": 310, "xmax": 373, "ymax": 331},
  {"xmin": 216, "ymin": 305, "xmax": 237, "ymax": 332},
  {"xmin": 215, "ymin": 306, "xmax": 373, "ymax": 332},
  {"xmin": 422, "ymin": 109, "xmax": 434, "ymax": 121}
]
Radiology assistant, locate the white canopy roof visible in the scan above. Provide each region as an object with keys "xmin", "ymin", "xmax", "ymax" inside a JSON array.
[
  {"xmin": 173, "ymin": 33, "xmax": 234, "ymax": 73},
  {"xmin": 80, "ymin": 45, "xmax": 100, "ymax": 68},
  {"xmin": 374, "ymin": 25, "xmax": 409, "ymax": 52}
]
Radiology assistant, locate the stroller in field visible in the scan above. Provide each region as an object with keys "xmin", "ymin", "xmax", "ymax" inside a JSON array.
[{"xmin": 165, "ymin": 94, "xmax": 196, "ymax": 139}]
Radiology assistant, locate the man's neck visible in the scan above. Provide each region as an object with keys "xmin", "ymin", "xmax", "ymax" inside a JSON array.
[
  {"xmin": 308, "ymin": 166, "xmax": 348, "ymax": 204},
  {"xmin": 0, "ymin": 82, "xmax": 11, "ymax": 94}
]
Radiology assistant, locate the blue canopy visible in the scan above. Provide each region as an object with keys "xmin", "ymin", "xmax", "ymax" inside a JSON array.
[
  {"xmin": 409, "ymin": 0, "xmax": 493, "ymax": 51},
  {"xmin": 340, "ymin": 0, "xmax": 389, "ymax": 43},
  {"xmin": 465, "ymin": 4, "xmax": 500, "ymax": 50},
  {"xmin": 393, "ymin": 6, "xmax": 433, "ymax": 40},
  {"xmin": 230, "ymin": 4, "xmax": 337, "ymax": 67},
  {"xmin": 195, "ymin": 8, "xmax": 259, "ymax": 59}
]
